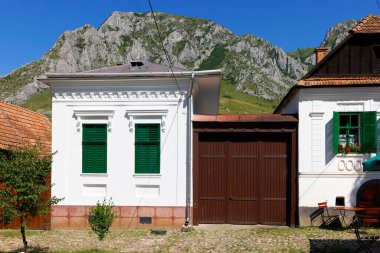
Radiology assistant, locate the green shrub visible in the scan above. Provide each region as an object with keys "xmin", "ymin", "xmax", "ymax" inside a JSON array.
[{"xmin": 88, "ymin": 198, "xmax": 117, "ymax": 241}]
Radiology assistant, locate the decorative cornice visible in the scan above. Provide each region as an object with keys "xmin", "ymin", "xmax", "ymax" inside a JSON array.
[
  {"xmin": 53, "ymin": 91, "xmax": 183, "ymax": 101},
  {"xmin": 73, "ymin": 110, "xmax": 115, "ymax": 132},
  {"xmin": 125, "ymin": 109, "xmax": 168, "ymax": 133}
]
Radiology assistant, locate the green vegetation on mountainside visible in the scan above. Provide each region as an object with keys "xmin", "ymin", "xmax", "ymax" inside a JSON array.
[
  {"xmin": 0, "ymin": 60, "xmax": 46, "ymax": 99},
  {"xmin": 288, "ymin": 48, "xmax": 314, "ymax": 63},
  {"xmin": 20, "ymin": 90, "xmax": 52, "ymax": 119},
  {"xmin": 219, "ymin": 80, "xmax": 277, "ymax": 114}
]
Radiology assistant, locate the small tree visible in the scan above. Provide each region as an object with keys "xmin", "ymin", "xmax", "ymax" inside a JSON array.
[
  {"xmin": 0, "ymin": 145, "xmax": 61, "ymax": 253},
  {"xmin": 88, "ymin": 198, "xmax": 117, "ymax": 241}
]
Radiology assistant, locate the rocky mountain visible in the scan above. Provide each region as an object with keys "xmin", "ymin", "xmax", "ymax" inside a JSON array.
[
  {"xmin": 288, "ymin": 19, "xmax": 358, "ymax": 66},
  {"xmin": 0, "ymin": 11, "xmax": 308, "ymax": 107},
  {"xmin": 0, "ymin": 13, "xmax": 362, "ymax": 115}
]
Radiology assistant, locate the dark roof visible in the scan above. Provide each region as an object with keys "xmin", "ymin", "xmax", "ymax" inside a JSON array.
[
  {"xmin": 275, "ymin": 14, "xmax": 380, "ymax": 113},
  {"xmin": 192, "ymin": 114, "xmax": 297, "ymax": 123},
  {"xmin": 0, "ymin": 102, "xmax": 51, "ymax": 155},
  {"xmin": 84, "ymin": 61, "xmax": 188, "ymax": 74}
]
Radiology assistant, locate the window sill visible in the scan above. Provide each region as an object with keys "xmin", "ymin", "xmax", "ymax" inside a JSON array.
[
  {"xmin": 133, "ymin": 174, "xmax": 161, "ymax": 178},
  {"xmin": 80, "ymin": 173, "xmax": 108, "ymax": 177},
  {"xmin": 336, "ymin": 153, "xmax": 365, "ymax": 157}
]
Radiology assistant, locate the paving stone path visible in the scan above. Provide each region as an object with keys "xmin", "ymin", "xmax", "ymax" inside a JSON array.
[{"xmin": 1, "ymin": 226, "xmax": 379, "ymax": 252}]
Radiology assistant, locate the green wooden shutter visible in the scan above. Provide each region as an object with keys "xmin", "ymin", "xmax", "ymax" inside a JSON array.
[
  {"xmin": 82, "ymin": 124, "xmax": 107, "ymax": 173},
  {"xmin": 135, "ymin": 124, "xmax": 160, "ymax": 174},
  {"xmin": 333, "ymin": 111, "xmax": 340, "ymax": 154},
  {"xmin": 361, "ymin": 111, "xmax": 377, "ymax": 153}
]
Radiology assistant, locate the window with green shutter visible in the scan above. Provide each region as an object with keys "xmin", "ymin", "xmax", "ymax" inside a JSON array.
[
  {"xmin": 135, "ymin": 124, "xmax": 160, "ymax": 174},
  {"xmin": 82, "ymin": 124, "xmax": 107, "ymax": 173},
  {"xmin": 333, "ymin": 111, "xmax": 377, "ymax": 154}
]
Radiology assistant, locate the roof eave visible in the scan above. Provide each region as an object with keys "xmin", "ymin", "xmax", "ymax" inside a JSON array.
[{"xmin": 39, "ymin": 69, "xmax": 222, "ymax": 85}]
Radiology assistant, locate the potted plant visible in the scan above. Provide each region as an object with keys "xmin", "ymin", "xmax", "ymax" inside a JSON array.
[{"xmin": 338, "ymin": 143, "xmax": 360, "ymax": 154}]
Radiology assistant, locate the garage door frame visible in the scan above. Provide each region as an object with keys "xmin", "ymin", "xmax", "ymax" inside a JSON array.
[{"xmin": 192, "ymin": 116, "xmax": 298, "ymax": 226}]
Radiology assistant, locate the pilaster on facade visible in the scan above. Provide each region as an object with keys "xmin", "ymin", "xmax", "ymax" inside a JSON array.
[{"xmin": 309, "ymin": 112, "xmax": 324, "ymax": 172}]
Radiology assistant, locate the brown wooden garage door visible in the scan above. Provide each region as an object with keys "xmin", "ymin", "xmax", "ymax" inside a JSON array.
[{"xmin": 197, "ymin": 133, "xmax": 289, "ymax": 225}]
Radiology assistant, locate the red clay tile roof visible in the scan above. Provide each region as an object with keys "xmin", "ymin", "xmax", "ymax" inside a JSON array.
[
  {"xmin": 192, "ymin": 114, "xmax": 297, "ymax": 122},
  {"xmin": 297, "ymin": 76, "xmax": 380, "ymax": 86},
  {"xmin": 351, "ymin": 14, "xmax": 380, "ymax": 33},
  {"xmin": 0, "ymin": 102, "xmax": 51, "ymax": 155}
]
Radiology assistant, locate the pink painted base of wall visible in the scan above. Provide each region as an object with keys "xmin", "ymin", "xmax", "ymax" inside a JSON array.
[{"xmin": 51, "ymin": 205, "xmax": 193, "ymax": 230}]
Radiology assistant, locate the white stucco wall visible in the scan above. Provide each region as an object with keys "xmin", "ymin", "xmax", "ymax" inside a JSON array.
[
  {"xmin": 297, "ymin": 87, "xmax": 380, "ymax": 207},
  {"xmin": 51, "ymin": 78, "xmax": 193, "ymax": 207}
]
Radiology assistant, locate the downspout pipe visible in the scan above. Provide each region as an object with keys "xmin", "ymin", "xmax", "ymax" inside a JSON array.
[{"xmin": 183, "ymin": 72, "xmax": 195, "ymax": 228}]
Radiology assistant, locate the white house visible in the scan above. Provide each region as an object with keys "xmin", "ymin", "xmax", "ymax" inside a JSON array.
[
  {"xmin": 40, "ymin": 61, "xmax": 221, "ymax": 229},
  {"xmin": 275, "ymin": 14, "xmax": 380, "ymax": 225}
]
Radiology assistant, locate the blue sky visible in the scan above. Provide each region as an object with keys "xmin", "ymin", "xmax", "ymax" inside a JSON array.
[{"xmin": 0, "ymin": 0, "xmax": 378, "ymax": 76}]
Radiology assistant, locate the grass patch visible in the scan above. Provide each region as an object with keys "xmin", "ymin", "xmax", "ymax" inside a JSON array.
[
  {"xmin": 19, "ymin": 90, "xmax": 52, "ymax": 119},
  {"xmin": 219, "ymin": 80, "xmax": 277, "ymax": 114},
  {"xmin": 0, "ymin": 229, "xmax": 46, "ymax": 237},
  {"xmin": 106, "ymin": 229, "xmax": 148, "ymax": 238},
  {"xmin": 288, "ymin": 47, "xmax": 315, "ymax": 61},
  {"xmin": 198, "ymin": 44, "xmax": 228, "ymax": 70}
]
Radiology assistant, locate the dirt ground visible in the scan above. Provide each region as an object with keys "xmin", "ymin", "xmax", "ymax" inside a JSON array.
[{"xmin": 1, "ymin": 225, "xmax": 380, "ymax": 252}]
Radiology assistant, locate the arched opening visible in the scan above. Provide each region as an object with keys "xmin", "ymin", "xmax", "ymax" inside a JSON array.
[{"xmin": 356, "ymin": 179, "xmax": 380, "ymax": 207}]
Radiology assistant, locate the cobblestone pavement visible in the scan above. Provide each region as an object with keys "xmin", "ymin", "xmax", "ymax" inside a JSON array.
[{"xmin": 1, "ymin": 226, "xmax": 380, "ymax": 252}]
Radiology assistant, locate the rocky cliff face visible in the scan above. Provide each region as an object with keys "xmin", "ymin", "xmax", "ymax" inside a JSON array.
[
  {"xmin": 320, "ymin": 19, "xmax": 358, "ymax": 49},
  {"xmin": 1, "ymin": 11, "xmax": 308, "ymax": 103}
]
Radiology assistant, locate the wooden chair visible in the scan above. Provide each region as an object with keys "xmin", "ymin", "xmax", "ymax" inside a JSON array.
[
  {"xmin": 310, "ymin": 208, "xmax": 324, "ymax": 226},
  {"xmin": 317, "ymin": 202, "xmax": 339, "ymax": 227},
  {"xmin": 352, "ymin": 216, "xmax": 379, "ymax": 253}
]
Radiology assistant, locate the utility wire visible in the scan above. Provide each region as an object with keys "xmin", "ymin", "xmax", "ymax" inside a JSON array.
[
  {"xmin": 377, "ymin": 0, "xmax": 380, "ymax": 10},
  {"xmin": 147, "ymin": 0, "xmax": 183, "ymax": 95}
]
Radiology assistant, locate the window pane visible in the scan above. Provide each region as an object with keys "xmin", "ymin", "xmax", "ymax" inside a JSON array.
[
  {"xmin": 348, "ymin": 128, "xmax": 359, "ymax": 144},
  {"xmin": 339, "ymin": 128, "xmax": 347, "ymax": 145},
  {"xmin": 340, "ymin": 114, "xmax": 349, "ymax": 127},
  {"xmin": 351, "ymin": 114, "xmax": 359, "ymax": 127}
]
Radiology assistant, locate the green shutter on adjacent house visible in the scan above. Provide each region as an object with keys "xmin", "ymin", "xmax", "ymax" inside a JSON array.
[
  {"xmin": 82, "ymin": 124, "xmax": 107, "ymax": 173},
  {"xmin": 333, "ymin": 111, "xmax": 340, "ymax": 154},
  {"xmin": 361, "ymin": 111, "xmax": 377, "ymax": 153},
  {"xmin": 135, "ymin": 124, "xmax": 160, "ymax": 174}
]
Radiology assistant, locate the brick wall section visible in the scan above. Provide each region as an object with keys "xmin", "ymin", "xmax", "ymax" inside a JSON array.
[
  {"xmin": 315, "ymin": 47, "xmax": 329, "ymax": 64},
  {"xmin": 51, "ymin": 205, "xmax": 193, "ymax": 229}
]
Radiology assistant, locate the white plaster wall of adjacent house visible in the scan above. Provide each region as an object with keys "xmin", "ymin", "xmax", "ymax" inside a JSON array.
[
  {"xmin": 279, "ymin": 91, "xmax": 299, "ymax": 115},
  {"xmin": 51, "ymin": 78, "xmax": 191, "ymax": 208},
  {"xmin": 297, "ymin": 87, "xmax": 380, "ymax": 225}
]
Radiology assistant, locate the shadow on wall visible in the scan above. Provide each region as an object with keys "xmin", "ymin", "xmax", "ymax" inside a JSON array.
[{"xmin": 325, "ymin": 118, "xmax": 334, "ymax": 165}]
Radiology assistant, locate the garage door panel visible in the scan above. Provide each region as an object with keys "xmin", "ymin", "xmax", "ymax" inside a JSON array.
[
  {"xmin": 228, "ymin": 200, "xmax": 258, "ymax": 224},
  {"xmin": 200, "ymin": 159, "xmax": 226, "ymax": 198},
  {"xmin": 259, "ymin": 200, "xmax": 287, "ymax": 225},
  {"xmin": 198, "ymin": 134, "xmax": 227, "ymax": 223},
  {"xmin": 259, "ymin": 138, "xmax": 288, "ymax": 225},
  {"xmin": 228, "ymin": 157, "xmax": 259, "ymax": 224},
  {"xmin": 197, "ymin": 133, "xmax": 290, "ymax": 225},
  {"xmin": 199, "ymin": 199, "xmax": 226, "ymax": 223}
]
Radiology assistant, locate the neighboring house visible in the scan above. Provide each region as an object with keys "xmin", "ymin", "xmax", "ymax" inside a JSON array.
[
  {"xmin": 0, "ymin": 101, "xmax": 51, "ymax": 229},
  {"xmin": 39, "ymin": 62, "xmax": 221, "ymax": 229},
  {"xmin": 275, "ymin": 14, "xmax": 380, "ymax": 225}
]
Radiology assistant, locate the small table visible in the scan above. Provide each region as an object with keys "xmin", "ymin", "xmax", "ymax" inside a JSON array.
[{"xmin": 333, "ymin": 206, "xmax": 365, "ymax": 227}]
